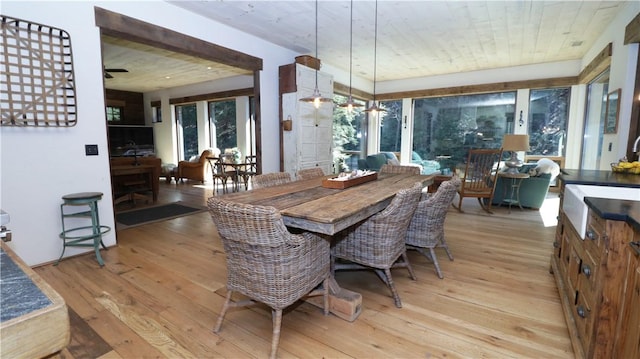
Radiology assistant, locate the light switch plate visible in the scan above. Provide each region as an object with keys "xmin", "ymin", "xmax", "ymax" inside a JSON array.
[{"xmin": 85, "ymin": 144, "xmax": 99, "ymax": 156}]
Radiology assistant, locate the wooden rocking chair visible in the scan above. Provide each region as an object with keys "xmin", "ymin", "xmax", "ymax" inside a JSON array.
[{"xmin": 452, "ymin": 148, "xmax": 503, "ymax": 214}]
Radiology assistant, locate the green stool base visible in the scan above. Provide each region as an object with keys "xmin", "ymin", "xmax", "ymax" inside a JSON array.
[{"xmin": 57, "ymin": 192, "xmax": 111, "ymax": 266}]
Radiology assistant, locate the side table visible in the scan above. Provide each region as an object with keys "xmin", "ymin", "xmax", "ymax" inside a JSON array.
[{"xmin": 497, "ymin": 172, "xmax": 530, "ymax": 212}]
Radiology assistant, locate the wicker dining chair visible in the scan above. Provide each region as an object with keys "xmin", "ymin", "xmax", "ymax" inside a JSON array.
[
  {"xmin": 252, "ymin": 172, "xmax": 292, "ymax": 189},
  {"xmin": 332, "ymin": 182, "xmax": 423, "ymax": 308},
  {"xmin": 207, "ymin": 197, "xmax": 330, "ymax": 359},
  {"xmin": 406, "ymin": 176, "xmax": 461, "ymax": 279},
  {"xmin": 380, "ymin": 164, "xmax": 421, "ymax": 175},
  {"xmin": 296, "ymin": 167, "xmax": 325, "ymax": 180}
]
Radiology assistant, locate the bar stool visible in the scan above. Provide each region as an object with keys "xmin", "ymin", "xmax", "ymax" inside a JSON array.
[{"xmin": 56, "ymin": 192, "xmax": 111, "ymax": 266}]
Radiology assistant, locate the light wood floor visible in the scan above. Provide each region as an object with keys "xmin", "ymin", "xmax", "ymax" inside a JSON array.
[{"xmin": 36, "ymin": 179, "xmax": 573, "ymax": 358}]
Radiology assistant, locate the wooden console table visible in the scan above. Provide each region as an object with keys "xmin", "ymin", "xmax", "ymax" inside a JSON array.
[{"xmin": 111, "ymin": 164, "xmax": 159, "ymax": 203}]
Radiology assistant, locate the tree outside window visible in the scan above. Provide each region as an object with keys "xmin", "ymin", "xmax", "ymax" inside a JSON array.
[
  {"xmin": 175, "ymin": 104, "xmax": 198, "ymax": 161},
  {"xmin": 332, "ymin": 94, "xmax": 366, "ymax": 171},
  {"xmin": 413, "ymin": 92, "xmax": 515, "ymax": 170},
  {"xmin": 528, "ymin": 88, "xmax": 570, "ymax": 157},
  {"xmin": 379, "ymin": 100, "xmax": 402, "ymax": 153},
  {"xmin": 208, "ymin": 100, "xmax": 237, "ymax": 152}
]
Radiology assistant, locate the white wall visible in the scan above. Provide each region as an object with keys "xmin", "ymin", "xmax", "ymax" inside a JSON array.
[
  {"xmin": 1, "ymin": 1, "xmax": 296, "ymax": 265},
  {"xmin": 581, "ymin": 1, "xmax": 640, "ymax": 167}
]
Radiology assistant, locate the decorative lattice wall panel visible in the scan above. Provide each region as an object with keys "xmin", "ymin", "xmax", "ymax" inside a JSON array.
[{"xmin": 1, "ymin": 15, "xmax": 77, "ymax": 126}]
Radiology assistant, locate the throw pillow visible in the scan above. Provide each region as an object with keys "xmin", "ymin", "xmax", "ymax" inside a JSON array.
[
  {"xmin": 534, "ymin": 158, "xmax": 560, "ymax": 180},
  {"xmin": 387, "ymin": 158, "xmax": 401, "ymax": 166}
]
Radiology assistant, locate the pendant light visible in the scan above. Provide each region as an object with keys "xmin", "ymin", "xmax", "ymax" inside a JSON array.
[
  {"xmin": 364, "ymin": 0, "xmax": 386, "ymax": 114},
  {"xmin": 299, "ymin": 0, "xmax": 333, "ymax": 108},
  {"xmin": 339, "ymin": 0, "xmax": 363, "ymax": 112}
]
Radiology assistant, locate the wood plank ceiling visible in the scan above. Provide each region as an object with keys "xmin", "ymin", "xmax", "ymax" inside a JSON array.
[{"xmin": 103, "ymin": 1, "xmax": 627, "ymax": 93}]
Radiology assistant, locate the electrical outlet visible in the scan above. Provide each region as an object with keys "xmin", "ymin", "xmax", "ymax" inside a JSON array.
[{"xmin": 85, "ymin": 144, "xmax": 99, "ymax": 156}]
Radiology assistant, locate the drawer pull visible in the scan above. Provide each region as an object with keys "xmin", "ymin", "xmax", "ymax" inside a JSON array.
[
  {"xmin": 586, "ymin": 229, "xmax": 597, "ymax": 240},
  {"xmin": 553, "ymin": 241, "xmax": 559, "ymax": 248},
  {"xmin": 582, "ymin": 264, "xmax": 591, "ymax": 278},
  {"xmin": 631, "ymin": 242, "xmax": 640, "ymax": 256},
  {"xmin": 577, "ymin": 306, "xmax": 587, "ymax": 318}
]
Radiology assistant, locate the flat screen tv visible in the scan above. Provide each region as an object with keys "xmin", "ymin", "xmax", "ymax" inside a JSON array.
[{"xmin": 108, "ymin": 126, "xmax": 155, "ymax": 157}]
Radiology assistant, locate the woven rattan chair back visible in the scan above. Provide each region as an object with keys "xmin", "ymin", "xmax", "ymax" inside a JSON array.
[
  {"xmin": 406, "ymin": 176, "xmax": 461, "ymax": 278},
  {"xmin": 332, "ymin": 182, "xmax": 423, "ymax": 308},
  {"xmin": 208, "ymin": 197, "xmax": 330, "ymax": 359},
  {"xmin": 380, "ymin": 164, "xmax": 421, "ymax": 175},
  {"xmin": 296, "ymin": 167, "xmax": 325, "ymax": 180},
  {"xmin": 252, "ymin": 172, "xmax": 292, "ymax": 189},
  {"xmin": 452, "ymin": 148, "xmax": 502, "ymax": 214}
]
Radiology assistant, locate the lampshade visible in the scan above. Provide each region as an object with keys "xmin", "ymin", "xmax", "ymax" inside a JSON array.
[{"xmin": 502, "ymin": 134, "xmax": 530, "ymax": 152}]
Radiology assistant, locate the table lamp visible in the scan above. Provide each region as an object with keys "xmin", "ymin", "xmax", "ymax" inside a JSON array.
[{"xmin": 502, "ymin": 134, "xmax": 530, "ymax": 174}]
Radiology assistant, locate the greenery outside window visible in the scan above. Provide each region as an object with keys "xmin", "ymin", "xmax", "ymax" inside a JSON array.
[
  {"xmin": 379, "ymin": 100, "xmax": 403, "ymax": 153},
  {"xmin": 528, "ymin": 88, "xmax": 570, "ymax": 156},
  {"xmin": 175, "ymin": 103, "xmax": 198, "ymax": 161},
  {"xmin": 413, "ymin": 92, "xmax": 515, "ymax": 170},
  {"xmin": 106, "ymin": 106, "xmax": 123, "ymax": 122},
  {"xmin": 581, "ymin": 70, "xmax": 609, "ymax": 170},
  {"xmin": 208, "ymin": 99, "xmax": 237, "ymax": 152},
  {"xmin": 152, "ymin": 105, "xmax": 162, "ymax": 123},
  {"xmin": 333, "ymin": 94, "xmax": 366, "ymax": 171}
]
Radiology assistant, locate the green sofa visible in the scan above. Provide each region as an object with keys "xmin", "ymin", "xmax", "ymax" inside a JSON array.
[{"xmin": 490, "ymin": 163, "xmax": 552, "ymax": 209}]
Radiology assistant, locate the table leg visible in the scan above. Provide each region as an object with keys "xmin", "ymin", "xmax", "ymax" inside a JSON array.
[{"xmin": 305, "ymin": 276, "xmax": 362, "ymax": 322}]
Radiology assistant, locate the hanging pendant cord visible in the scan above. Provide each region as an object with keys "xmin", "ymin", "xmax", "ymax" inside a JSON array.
[
  {"xmin": 372, "ymin": 0, "xmax": 378, "ymax": 103},
  {"xmin": 349, "ymin": 0, "xmax": 353, "ymax": 97}
]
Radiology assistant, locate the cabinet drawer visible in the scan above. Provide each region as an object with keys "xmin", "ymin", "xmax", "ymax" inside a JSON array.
[
  {"xmin": 579, "ymin": 246, "xmax": 599, "ymax": 297},
  {"xmin": 584, "ymin": 211, "xmax": 606, "ymax": 255},
  {"xmin": 575, "ymin": 290, "xmax": 595, "ymax": 354}
]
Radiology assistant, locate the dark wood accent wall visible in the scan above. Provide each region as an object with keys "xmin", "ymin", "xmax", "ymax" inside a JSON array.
[{"xmin": 105, "ymin": 89, "xmax": 145, "ymax": 125}]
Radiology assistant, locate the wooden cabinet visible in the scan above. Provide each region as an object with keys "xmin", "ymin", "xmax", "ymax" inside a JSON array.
[
  {"xmin": 615, "ymin": 234, "xmax": 640, "ymax": 358},
  {"xmin": 279, "ymin": 63, "xmax": 334, "ymax": 176},
  {"xmin": 551, "ymin": 185, "xmax": 640, "ymax": 358}
]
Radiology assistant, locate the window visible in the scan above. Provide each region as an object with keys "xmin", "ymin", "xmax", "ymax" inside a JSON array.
[
  {"xmin": 379, "ymin": 100, "xmax": 403, "ymax": 153},
  {"xmin": 581, "ymin": 70, "xmax": 609, "ymax": 170},
  {"xmin": 333, "ymin": 94, "xmax": 366, "ymax": 171},
  {"xmin": 208, "ymin": 99, "xmax": 237, "ymax": 151},
  {"xmin": 413, "ymin": 92, "xmax": 515, "ymax": 170},
  {"xmin": 528, "ymin": 88, "xmax": 570, "ymax": 156},
  {"xmin": 175, "ymin": 103, "xmax": 198, "ymax": 161},
  {"xmin": 152, "ymin": 105, "xmax": 162, "ymax": 123},
  {"xmin": 106, "ymin": 106, "xmax": 123, "ymax": 122}
]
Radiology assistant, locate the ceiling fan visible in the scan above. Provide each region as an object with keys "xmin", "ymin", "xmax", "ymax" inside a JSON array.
[{"xmin": 104, "ymin": 67, "xmax": 128, "ymax": 79}]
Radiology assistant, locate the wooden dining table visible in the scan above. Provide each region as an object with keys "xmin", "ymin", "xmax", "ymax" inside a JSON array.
[{"xmin": 220, "ymin": 172, "xmax": 435, "ymax": 321}]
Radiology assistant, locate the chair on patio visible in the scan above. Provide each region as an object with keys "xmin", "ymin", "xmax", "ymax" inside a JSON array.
[
  {"xmin": 207, "ymin": 197, "xmax": 330, "ymax": 359},
  {"xmin": 380, "ymin": 164, "xmax": 421, "ymax": 175},
  {"xmin": 237, "ymin": 155, "xmax": 257, "ymax": 190},
  {"xmin": 452, "ymin": 148, "xmax": 502, "ymax": 214},
  {"xmin": 252, "ymin": 172, "xmax": 292, "ymax": 189},
  {"xmin": 210, "ymin": 157, "xmax": 236, "ymax": 194},
  {"xmin": 406, "ymin": 176, "xmax": 461, "ymax": 279},
  {"xmin": 332, "ymin": 182, "xmax": 423, "ymax": 308},
  {"xmin": 296, "ymin": 167, "xmax": 325, "ymax": 180}
]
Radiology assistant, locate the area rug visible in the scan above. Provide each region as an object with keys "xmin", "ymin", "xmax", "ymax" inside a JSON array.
[{"xmin": 115, "ymin": 202, "xmax": 206, "ymax": 230}]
